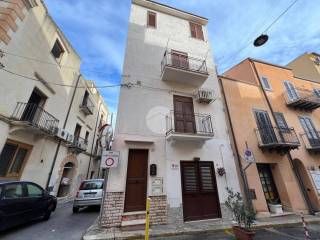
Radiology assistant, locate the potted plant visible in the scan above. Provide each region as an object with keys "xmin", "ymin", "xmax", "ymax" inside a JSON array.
[
  {"xmin": 267, "ymin": 199, "xmax": 283, "ymax": 214},
  {"xmin": 225, "ymin": 188, "xmax": 256, "ymax": 240}
]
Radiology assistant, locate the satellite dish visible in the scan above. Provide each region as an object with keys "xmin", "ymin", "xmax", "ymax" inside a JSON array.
[
  {"xmin": 98, "ymin": 124, "xmax": 113, "ymax": 150},
  {"xmin": 253, "ymin": 34, "xmax": 268, "ymax": 47}
]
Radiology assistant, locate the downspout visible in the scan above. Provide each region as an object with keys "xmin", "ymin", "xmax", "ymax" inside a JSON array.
[
  {"xmin": 218, "ymin": 77, "xmax": 252, "ymax": 207},
  {"xmin": 86, "ymin": 102, "xmax": 102, "ymax": 179},
  {"xmin": 249, "ymin": 59, "xmax": 315, "ymax": 214},
  {"xmin": 45, "ymin": 73, "xmax": 82, "ymax": 191}
]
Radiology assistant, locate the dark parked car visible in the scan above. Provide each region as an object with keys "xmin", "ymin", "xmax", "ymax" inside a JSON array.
[{"xmin": 0, "ymin": 180, "xmax": 57, "ymax": 231}]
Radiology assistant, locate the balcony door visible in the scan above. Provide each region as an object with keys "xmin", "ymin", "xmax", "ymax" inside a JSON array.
[
  {"xmin": 173, "ymin": 95, "xmax": 196, "ymax": 134},
  {"xmin": 284, "ymin": 81, "xmax": 299, "ymax": 101},
  {"xmin": 299, "ymin": 116, "xmax": 320, "ymax": 146},
  {"xmin": 21, "ymin": 88, "xmax": 47, "ymax": 124},
  {"xmin": 171, "ymin": 50, "xmax": 189, "ymax": 69},
  {"xmin": 254, "ymin": 110, "xmax": 277, "ymax": 144}
]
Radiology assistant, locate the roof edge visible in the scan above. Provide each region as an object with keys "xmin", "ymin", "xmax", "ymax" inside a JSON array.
[{"xmin": 132, "ymin": 0, "xmax": 208, "ymax": 25}]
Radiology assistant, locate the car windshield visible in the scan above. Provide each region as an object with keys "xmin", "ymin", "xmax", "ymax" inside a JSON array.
[{"xmin": 80, "ymin": 180, "xmax": 103, "ymax": 190}]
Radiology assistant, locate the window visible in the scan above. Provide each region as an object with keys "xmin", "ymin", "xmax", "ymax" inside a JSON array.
[
  {"xmin": 85, "ymin": 131, "xmax": 89, "ymax": 143},
  {"xmin": 51, "ymin": 39, "xmax": 64, "ymax": 62},
  {"xmin": 79, "ymin": 180, "xmax": 103, "ymax": 190},
  {"xmin": 257, "ymin": 164, "xmax": 280, "ymax": 204},
  {"xmin": 82, "ymin": 91, "xmax": 89, "ymax": 107},
  {"xmin": 299, "ymin": 116, "xmax": 319, "ymax": 144},
  {"xmin": 254, "ymin": 110, "xmax": 276, "ymax": 144},
  {"xmin": 3, "ymin": 183, "xmax": 24, "ymax": 199},
  {"xmin": 314, "ymin": 88, "xmax": 320, "ymax": 98},
  {"xmin": 74, "ymin": 124, "xmax": 82, "ymax": 139},
  {"xmin": 147, "ymin": 11, "xmax": 156, "ymax": 28},
  {"xmin": 261, "ymin": 76, "xmax": 272, "ymax": 91},
  {"xmin": 274, "ymin": 112, "xmax": 289, "ymax": 131},
  {"xmin": 27, "ymin": 183, "xmax": 43, "ymax": 198},
  {"xmin": 189, "ymin": 22, "xmax": 204, "ymax": 40},
  {"xmin": 0, "ymin": 140, "xmax": 31, "ymax": 178},
  {"xmin": 284, "ymin": 81, "xmax": 299, "ymax": 101}
]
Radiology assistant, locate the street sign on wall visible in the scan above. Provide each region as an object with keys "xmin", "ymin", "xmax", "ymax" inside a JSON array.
[
  {"xmin": 101, "ymin": 150, "xmax": 120, "ymax": 168},
  {"xmin": 244, "ymin": 148, "xmax": 255, "ymax": 163}
]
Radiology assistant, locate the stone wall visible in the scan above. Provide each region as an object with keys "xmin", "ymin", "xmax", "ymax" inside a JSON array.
[
  {"xmin": 150, "ymin": 195, "xmax": 167, "ymax": 225},
  {"xmin": 100, "ymin": 192, "xmax": 125, "ymax": 228}
]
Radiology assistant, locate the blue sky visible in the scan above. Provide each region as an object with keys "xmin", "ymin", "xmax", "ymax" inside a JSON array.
[{"xmin": 44, "ymin": 0, "xmax": 320, "ymax": 119}]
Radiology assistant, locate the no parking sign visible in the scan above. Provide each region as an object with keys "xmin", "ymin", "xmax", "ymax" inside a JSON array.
[{"xmin": 101, "ymin": 150, "xmax": 120, "ymax": 168}]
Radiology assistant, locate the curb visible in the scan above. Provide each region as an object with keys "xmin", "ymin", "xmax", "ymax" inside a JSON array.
[{"xmin": 83, "ymin": 218, "xmax": 320, "ymax": 240}]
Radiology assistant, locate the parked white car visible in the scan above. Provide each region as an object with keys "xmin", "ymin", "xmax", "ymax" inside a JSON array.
[{"xmin": 73, "ymin": 179, "xmax": 104, "ymax": 213}]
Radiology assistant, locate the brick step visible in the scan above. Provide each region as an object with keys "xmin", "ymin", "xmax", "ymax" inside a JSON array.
[
  {"xmin": 121, "ymin": 211, "xmax": 146, "ymax": 221},
  {"xmin": 121, "ymin": 219, "xmax": 146, "ymax": 231}
]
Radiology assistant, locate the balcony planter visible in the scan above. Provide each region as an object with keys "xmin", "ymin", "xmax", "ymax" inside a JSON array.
[
  {"xmin": 225, "ymin": 188, "xmax": 256, "ymax": 240},
  {"xmin": 268, "ymin": 203, "xmax": 283, "ymax": 214},
  {"xmin": 233, "ymin": 226, "xmax": 255, "ymax": 240}
]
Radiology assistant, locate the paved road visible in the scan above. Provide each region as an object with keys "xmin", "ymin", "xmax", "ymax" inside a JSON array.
[
  {"xmin": 0, "ymin": 202, "xmax": 99, "ymax": 240},
  {"xmin": 153, "ymin": 224, "xmax": 320, "ymax": 240}
]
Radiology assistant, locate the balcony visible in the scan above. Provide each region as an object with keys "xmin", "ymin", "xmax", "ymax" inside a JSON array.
[
  {"xmin": 300, "ymin": 132, "xmax": 320, "ymax": 152},
  {"xmin": 161, "ymin": 50, "xmax": 209, "ymax": 87},
  {"xmin": 80, "ymin": 97, "xmax": 94, "ymax": 115},
  {"xmin": 255, "ymin": 127, "xmax": 300, "ymax": 153},
  {"xmin": 67, "ymin": 136, "xmax": 88, "ymax": 153},
  {"xmin": 284, "ymin": 88, "xmax": 320, "ymax": 111},
  {"xmin": 11, "ymin": 102, "xmax": 59, "ymax": 135},
  {"xmin": 166, "ymin": 111, "xmax": 214, "ymax": 142}
]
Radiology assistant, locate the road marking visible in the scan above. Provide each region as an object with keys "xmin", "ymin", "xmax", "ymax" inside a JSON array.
[{"xmin": 224, "ymin": 229, "xmax": 234, "ymax": 236}]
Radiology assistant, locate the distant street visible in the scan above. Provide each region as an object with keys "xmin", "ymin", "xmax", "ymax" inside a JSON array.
[
  {"xmin": 0, "ymin": 202, "xmax": 99, "ymax": 240},
  {"xmin": 153, "ymin": 224, "xmax": 320, "ymax": 240}
]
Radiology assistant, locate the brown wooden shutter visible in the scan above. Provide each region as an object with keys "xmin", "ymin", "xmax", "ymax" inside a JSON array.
[
  {"xmin": 147, "ymin": 11, "xmax": 156, "ymax": 28},
  {"xmin": 189, "ymin": 22, "xmax": 197, "ymax": 38},
  {"xmin": 196, "ymin": 24, "xmax": 204, "ymax": 40}
]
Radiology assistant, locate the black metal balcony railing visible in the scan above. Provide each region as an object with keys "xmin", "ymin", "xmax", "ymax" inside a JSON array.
[
  {"xmin": 284, "ymin": 88, "xmax": 320, "ymax": 110},
  {"xmin": 255, "ymin": 126, "xmax": 300, "ymax": 150},
  {"xmin": 161, "ymin": 51, "xmax": 208, "ymax": 75},
  {"xmin": 11, "ymin": 102, "xmax": 59, "ymax": 134},
  {"xmin": 166, "ymin": 111, "xmax": 214, "ymax": 136},
  {"xmin": 300, "ymin": 131, "xmax": 320, "ymax": 151},
  {"xmin": 69, "ymin": 136, "xmax": 88, "ymax": 151}
]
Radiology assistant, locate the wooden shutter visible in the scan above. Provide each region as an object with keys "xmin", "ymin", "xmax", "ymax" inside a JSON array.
[
  {"xmin": 195, "ymin": 24, "xmax": 204, "ymax": 40},
  {"xmin": 189, "ymin": 22, "xmax": 197, "ymax": 38},
  {"xmin": 147, "ymin": 11, "xmax": 156, "ymax": 28}
]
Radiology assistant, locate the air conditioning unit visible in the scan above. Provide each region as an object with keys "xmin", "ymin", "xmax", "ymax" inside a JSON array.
[
  {"xmin": 54, "ymin": 128, "xmax": 68, "ymax": 141},
  {"xmin": 66, "ymin": 134, "xmax": 74, "ymax": 143},
  {"xmin": 196, "ymin": 89, "xmax": 215, "ymax": 104}
]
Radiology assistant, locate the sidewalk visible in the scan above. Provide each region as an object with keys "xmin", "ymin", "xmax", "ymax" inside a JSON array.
[{"xmin": 83, "ymin": 214, "xmax": 320, "ymax": 240}]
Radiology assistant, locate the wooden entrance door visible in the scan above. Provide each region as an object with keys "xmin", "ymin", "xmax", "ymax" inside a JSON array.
[
  {"xmin": 257, "ymin": 164, "xmax": 280, "ymax": 205},
  {"xmin": 124, "ymin": 149, "xmax": 148, "ymax": 212},
  {"xmin": 173, "ymin": 95, "xmax": 196, "ymax": 134},
  {"xmin": 180, "ymin": 161, "xmax": 221, "ymax": 221}
]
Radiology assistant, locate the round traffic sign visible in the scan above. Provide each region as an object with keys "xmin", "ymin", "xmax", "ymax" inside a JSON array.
[{"xmin": 105, "ymin": 158, "xmax": 114, "ymax": 167}]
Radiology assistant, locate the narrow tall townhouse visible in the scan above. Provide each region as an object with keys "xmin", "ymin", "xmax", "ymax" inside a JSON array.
[
  {"xmin": 101, "ymin": 0, "xmax": 241, "ymax": 229},
  {"xmin": 220, "ymin": 57, "xmax": 320, "ymax": 217},
  {"xmin": 0, "ymin": 0, "xmax": 109, "ymax": 198}
]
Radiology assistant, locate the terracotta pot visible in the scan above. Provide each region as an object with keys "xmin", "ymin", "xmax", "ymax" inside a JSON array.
[{"xmin": 233, "ymin": 226, "xmax": 256, "ymax": 240}]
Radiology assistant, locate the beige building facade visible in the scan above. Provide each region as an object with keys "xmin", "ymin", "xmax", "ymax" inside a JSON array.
[{"xmin": 0, "ymin": 0, "xmax": 109, "ymax": 198}]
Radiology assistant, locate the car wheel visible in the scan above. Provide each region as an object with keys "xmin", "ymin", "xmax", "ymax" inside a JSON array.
[
  {"xmin": 43, "ymin": 208, "xmax": 52, "ymax": 221},
  {"xmin": 73, "ymin": 206, "xmax": 79, "ymax": 213}
]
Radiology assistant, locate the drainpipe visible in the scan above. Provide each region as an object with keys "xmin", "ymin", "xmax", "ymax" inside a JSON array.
[
  {"xmin": 45, "ymin": 73, "xmax": 82, "ymax": 191},
  {"xmin": 249, "ymin": 59, "xmax": 315, "ymax": 215},
  {"xmin": 86, "ymin": 102, "xmax": 102, "ymax": 179},
  {"xmin": 218, "ymin": 77, "xmax": 252, "ymax": 208}
]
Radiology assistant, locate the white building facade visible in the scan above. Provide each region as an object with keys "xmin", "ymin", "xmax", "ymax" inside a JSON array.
[
  {"xmin": 101, "ymin": 0, "xmax": 241, "ymax": 228},
  {"xmin": 0, "ymin": 0, "xmax": 109, "ymax": 198}
]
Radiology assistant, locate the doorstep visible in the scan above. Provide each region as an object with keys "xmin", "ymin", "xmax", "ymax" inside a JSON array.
[{"xmin": 82, "ymin": 214, "xmax": 320, "ymax": 240}]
